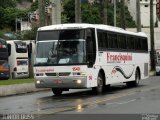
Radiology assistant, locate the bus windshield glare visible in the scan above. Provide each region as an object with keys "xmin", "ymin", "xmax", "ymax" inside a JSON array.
[{"xmin": 36, "ymin": 29, "xmax": 86, "ymax": 65}]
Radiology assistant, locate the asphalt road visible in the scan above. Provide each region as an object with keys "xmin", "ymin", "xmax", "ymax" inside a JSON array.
[{"xmin": 0, "ymin": 76, "xmax": 160, "ymax": 120}]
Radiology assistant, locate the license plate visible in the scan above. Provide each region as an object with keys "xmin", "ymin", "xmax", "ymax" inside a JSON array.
[{"xmin": 53, "ymin": 80, "xmax": 63, "ymax": 84}]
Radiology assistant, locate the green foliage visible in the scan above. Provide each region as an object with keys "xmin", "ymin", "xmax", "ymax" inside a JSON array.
[
  {"xmin": 0, "ymin": 78, "xmax": 34, "ymax": 86},
  {"xmin": 116, "ymin": 3, "xmax": 136, "ymax": 28},
  {"xmin": 17, "ymin": 25, "xmax": 38, "ymax": 40},
  {"xmin": 30, "ymin": 0, "xmax": 38, "ymax": 11},
  {"xmin": 0, "ymin": 0, "xmax": 29, "ymax": 30},
  {"xmin": 0, "ymin": 0, "xmax": 17, "ymax": 8},
  {"xmin": 61, "ymin": 14, "xmax": 69, "ymax": 23},
  {"xmin": 81, "ymin": 3, "xmax": 101, "ymax": 24},
  {"xmin": 62, "ymin": 0, "xmax": 75, "ymax": 23},
  {"xmin": 0, "ymin": 7, "xmax": 28, "ymax": 30},
  {"xmin": 62, "ymin": 0, "xmax": 136, "ymax": 28},
  {"xmin": 16, "ymin": 0, "xmax": 32, "ymax": 4}
]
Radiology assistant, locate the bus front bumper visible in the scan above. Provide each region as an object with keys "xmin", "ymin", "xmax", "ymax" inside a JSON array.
[{"xmin": 35, "ymin": 76, "xmax": 87, "ymax": 89}]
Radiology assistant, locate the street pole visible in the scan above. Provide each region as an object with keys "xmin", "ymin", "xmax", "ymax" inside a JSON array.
[
  {"xmin": 15, "ymin": 18, "xmax": 17, "ymax": 32},
  {"xmin": 136, "ymin": 0, "xmax": 141, "ymax": 32},
  {"xmin": 75, "ymin": 0, "xmax": 81, "ymax": 23},
  {"xmin": 150, "ymin": 0, "xmax": 155, "ymax": 71},
  {"xmin": 114, "ymin": 0, "xmax": 116, "ymax": 26}
]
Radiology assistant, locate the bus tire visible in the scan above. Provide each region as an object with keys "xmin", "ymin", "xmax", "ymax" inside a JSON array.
[
  {"xmin": 92, "ymin": 73, "xmax": 104, "ymax": 94},
  {"xmin": 126, "ymin": 69, "xmax": 140, "ymax": 87},
  {"xmin": 52, "ymin": 88, "xmax": 63, "ymax": 96}
]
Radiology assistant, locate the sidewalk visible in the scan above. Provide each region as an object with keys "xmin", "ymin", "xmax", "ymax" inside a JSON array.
[{"xmin": 0, "ymin": 83, "xmax": 49, "ymax": 97}]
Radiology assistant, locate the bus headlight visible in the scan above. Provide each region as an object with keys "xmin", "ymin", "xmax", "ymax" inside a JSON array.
[
  {"xmin": 77, "ymin": 80, "xmax": 82, "ymax": 84},
  {"xmin": 36, "ymin": 80, "xmax": 40, "ymax": 84},
  {"xmin": 80, "ymin": 72, "xmax": 86, "ymax": 76}
]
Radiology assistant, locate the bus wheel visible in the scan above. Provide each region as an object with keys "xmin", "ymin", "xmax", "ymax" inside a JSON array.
[
  {"xmin": 92, "ymin": 73, "xmax": 104, "ymax": 94},
  {"xmin": 52, "ymin": 89, "xmax": 63, "ymax": 96},
  {"xmin": 127, "ymin": 70, "xmax": 140, "ymax": 87},
  {"xmin": 134, "ymin": 69, "xmax": 140, "ymax": 86}
]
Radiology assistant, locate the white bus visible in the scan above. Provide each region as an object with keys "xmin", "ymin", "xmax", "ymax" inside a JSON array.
[
  {"xmin": 7, "ymin": 40, "xmax": 29, "ymax": 79},
  {"xmin": 34, "ymin": 23, "xmax": 149, "ymax": 96}
]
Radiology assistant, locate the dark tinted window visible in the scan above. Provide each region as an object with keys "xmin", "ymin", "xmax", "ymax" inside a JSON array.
[
  {"xmin": 59, "ymin": 30, "xmax": 85, "ymax": 40},
  {"xmin": 38, "ymin": 31, "xmax": 59, "ymax": 40},
  {"xmin": 15, "ymin": 41, "xmax": 27, "ymax": 53},
  {"xmin": 135, "ymin": 38, "xmax": 141, "ymax": 50},
  {"xmin": 127, "ymin": 36, "xmax": 135, "ymax": 50},
  {"xmin": 108, "ymin": 33, "xmax": 118, "ymax": 49},
  {"xmin": 97, "ymin": 30, "xmax": 108, "ymax": 49},
  {"xmin": 118, "ymin": 34, "xmax": 126, "ymax": 49},
  {"xmin": 38, "ymin": 29, "xmax": 85, "ymax": 41},
  {"xmin": 141, "ymin": 38, "xmax": 148, "ymax": 51}
]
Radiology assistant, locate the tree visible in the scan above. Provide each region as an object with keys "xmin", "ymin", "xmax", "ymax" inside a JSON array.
[
  {"xmin": 0, "ymin": 0, "xmax": 16, "ymax": 8},
  {"xmin": 62, "ymin": 0, "xmax": 136, "ymax": 27},
  {"xmin": 150, "ymin": 0, "xmax": 155, "ymax": 71},
  {"xmin": 62, "ymin": 0, "xmax": 75, "ymax": 23},
  {"xmin": 81, "ymin": 3, "xmax": 101, "ymax": 24},
  {"xmin": 0, "ymin": 7, "xmax": 28, "ymax": 30},
  {"xmin": 101, "ymin": 0, "xmax": 108, "ymax": 24},
  {"xmin": 38, "ymin": 0, "xmax": 45, "ymax": 27},
  {"xmin": 30, "ymin": 0, "xmax": 38, "ymax": 11},
  {"xmin": 0, "ymin": 0, "xmax": 30, "ymax": 30},
  {"xmin": 75, "ymin": 0, "xmax": 81, "ymax": 23}
]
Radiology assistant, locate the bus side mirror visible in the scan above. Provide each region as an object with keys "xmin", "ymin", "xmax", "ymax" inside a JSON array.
[{"xmin": 7, "ymin": 44, "xmax": 11, "ymax": 56}]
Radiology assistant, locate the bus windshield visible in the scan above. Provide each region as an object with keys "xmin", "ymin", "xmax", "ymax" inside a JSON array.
[
  {"xmin": 36, "ymin": 30, "xmax": 86, "ymax": 65},
  {"xmin": 0, "ymin": 40, "xmax": 7, "ymax": 52},
  {"xmin": 0, "ymin": 39, "xmax": 8, "ymax": 59}
]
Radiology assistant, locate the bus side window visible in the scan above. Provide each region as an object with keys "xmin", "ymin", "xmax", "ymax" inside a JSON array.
[{"xmin": 7, "ymin": 44, "xmax": 11, "ymax": 56}]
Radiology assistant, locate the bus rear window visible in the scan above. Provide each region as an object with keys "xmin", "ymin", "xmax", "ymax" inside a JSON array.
[{"xmin": 15, "ymin": 41, "xmax": 27, "ymax": 53}]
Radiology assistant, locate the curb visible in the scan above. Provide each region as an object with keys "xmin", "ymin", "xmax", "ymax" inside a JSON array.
[
  {"xmin": 149, "ymin": 71, "xmax": 156, "ymax": 76},
  {"xmin": 0, "ymin": 83, "xmax": 50, "ymax": 97}
]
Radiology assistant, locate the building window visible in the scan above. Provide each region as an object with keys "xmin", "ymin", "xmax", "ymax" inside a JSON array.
[{"xmin": 145, "ymin": 5, "xmax": 148, "ymax": 7}]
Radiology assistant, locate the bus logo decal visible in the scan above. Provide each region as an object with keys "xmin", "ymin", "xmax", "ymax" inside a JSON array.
[
  {"xmin": 89, "ymin": 75, "xmax": 92, "ymax": 80},
  {"xmin": 112, "ymin": 66, "xmax": 134, "ymax": 79},
  {"xmin": 72, "ymin": 67, "xmax": 80, "ymax": 71},
  {"xmin": 106, "ymin": 52, "xmax": 132, "ymax": 63}
]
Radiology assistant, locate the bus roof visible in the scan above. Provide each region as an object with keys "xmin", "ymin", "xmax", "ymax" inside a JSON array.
[{"xmin": 38, "ymin": 23, "xmax": 147, "ymax": 38}]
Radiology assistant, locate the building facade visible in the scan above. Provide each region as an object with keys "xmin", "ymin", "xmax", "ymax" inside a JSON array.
[{"xmin": 127, "ymin": 0, "xmax": 157, "ymax": 27}]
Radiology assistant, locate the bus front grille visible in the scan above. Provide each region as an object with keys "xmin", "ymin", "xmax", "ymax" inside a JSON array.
[{"xmin": 45, "ymin": 72, "xmax": 71, "ymax": 76}]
